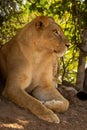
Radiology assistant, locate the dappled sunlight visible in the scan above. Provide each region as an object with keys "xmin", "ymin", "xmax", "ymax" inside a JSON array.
[{"xmin": 0, "ymin": 122, "xmax": 24, "ymax": 129}]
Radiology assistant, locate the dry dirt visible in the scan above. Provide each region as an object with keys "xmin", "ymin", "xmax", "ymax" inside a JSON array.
[{"xmin": 0, "ymin": 89, "xmax": 87, "ymax": 130}]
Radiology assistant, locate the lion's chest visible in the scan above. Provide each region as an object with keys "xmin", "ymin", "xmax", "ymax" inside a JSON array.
[
  {"xmin": 32, "ymin": 53, "xmax": 59, "ymax": 86},
  {"xmin": 52, "ymin": 55, "xmax": 59, "ymax": 84}
]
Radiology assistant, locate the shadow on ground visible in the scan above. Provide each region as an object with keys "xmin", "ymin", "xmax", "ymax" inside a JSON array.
[{"xmin": 0, "ymin": 90, "xmax": 87, "ymax": 130}]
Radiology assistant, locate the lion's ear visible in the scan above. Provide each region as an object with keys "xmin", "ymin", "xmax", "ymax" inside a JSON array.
[{"xmin": 35, "ymin": 16, "xmax": 49, "ymax": 29}]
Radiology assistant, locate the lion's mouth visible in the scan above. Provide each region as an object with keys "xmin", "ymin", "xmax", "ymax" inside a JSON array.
[{"xmin": 54, "ymin": 48, "xmax": 67, "ymax": 57}]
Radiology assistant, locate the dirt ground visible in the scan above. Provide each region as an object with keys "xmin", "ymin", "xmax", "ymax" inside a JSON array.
[{"xmin": 0, "ymin": 88, "xmax": 87, "ymax": 130}]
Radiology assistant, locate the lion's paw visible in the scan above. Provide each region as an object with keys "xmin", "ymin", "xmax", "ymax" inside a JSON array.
[
  {"xmin": 39, "ymin": 109, "xmax": 60, "ymax": 123},
  {"xmin": 46, "ymin": 112, "xmax": 60, "ymax": 124}
]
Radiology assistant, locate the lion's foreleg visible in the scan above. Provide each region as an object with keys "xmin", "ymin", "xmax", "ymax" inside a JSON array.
[
  {"xmin": 33, "ymin": 86, "xmax": 69, "ymax": 113},
  {"xmin": 3, "ymin": 74, "xmax": 60, "ymax": 123}
]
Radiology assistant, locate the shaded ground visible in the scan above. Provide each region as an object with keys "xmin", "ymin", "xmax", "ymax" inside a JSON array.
[{"xmin": 0, "ymin": 89, "xmax": 87, "ymax": 130}]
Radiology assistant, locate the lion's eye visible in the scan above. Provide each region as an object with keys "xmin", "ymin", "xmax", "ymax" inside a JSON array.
[{"xmin": 53, "ymin": 29, "xmax": 59, "ymax": 36}]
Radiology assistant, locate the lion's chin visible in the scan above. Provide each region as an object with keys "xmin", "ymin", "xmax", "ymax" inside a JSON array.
[{"xmin": 54, "ymin": 48, "xmax": 67, "ymax": 57}]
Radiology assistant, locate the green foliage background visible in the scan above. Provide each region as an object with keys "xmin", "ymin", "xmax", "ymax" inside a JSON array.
[{"xmin": 0, "ymin": 0, "xmax": 87, "ymax": 85}]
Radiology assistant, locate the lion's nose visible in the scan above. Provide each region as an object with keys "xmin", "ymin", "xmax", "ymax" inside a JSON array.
[{"xmin": 65, "ymin": 43, "xmax": 70, "ymax": 48}]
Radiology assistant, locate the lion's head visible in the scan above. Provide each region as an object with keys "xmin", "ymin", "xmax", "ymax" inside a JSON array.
[{"xmin": 17, "ymin": 16, "xmax": 69, "ymax": 57}]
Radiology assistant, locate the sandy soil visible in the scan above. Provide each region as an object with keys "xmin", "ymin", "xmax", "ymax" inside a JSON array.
[{"xmin": 0, "ymin": 89, "xmax": 87, "ymax": 130}]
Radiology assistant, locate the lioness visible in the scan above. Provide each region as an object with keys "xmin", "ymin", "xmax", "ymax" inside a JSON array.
[{"xmin": 0, "ymin": 16, "xmax": 69, "ymax": 123}]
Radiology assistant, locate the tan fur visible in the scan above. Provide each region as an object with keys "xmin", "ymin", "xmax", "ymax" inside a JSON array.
[{"xmin": 0, "ymin": 16, "xmax": 69, "ymax": 123}]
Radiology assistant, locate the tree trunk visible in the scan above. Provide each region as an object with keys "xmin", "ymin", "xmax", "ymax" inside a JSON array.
[
  {"xmin": 76, "ymin": 29, "xmax": 87, "ymax": 91},
  {"xmin": 83, "ymin": 68, "xmax": 87, "ymax": 92},
  {"xmin": 80, "ymin": 29, "xmax": 87, "ymax": 53},
  {"xmin": 76, "ymin": 51, "xmax": 86, "ymax": 91}
]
